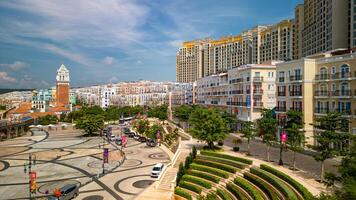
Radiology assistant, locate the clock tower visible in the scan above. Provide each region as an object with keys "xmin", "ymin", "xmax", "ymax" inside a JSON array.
[{"xmin": 56, "ymin": 64, "xmax": 70, "ymax": 106}]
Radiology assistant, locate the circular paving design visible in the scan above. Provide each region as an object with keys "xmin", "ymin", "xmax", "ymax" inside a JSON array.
[
  {"xmin": 123, "ymin": 150, "xmax": 140, "ymax": 155},
  {"xmin": 114, "ymin": 175, "xmax": 151, "ymax": 195},
  {"xmin": 120, "ymin": 159, "xmax": 142, "ymax": 168},
  {"xmin": 38, "ymin": 180, "xmax": 81, "ymax": 194},
  {"xmin": 0, "ymin": 160, "xmax": 9, "ymax": 172},
  {"xmin": 83, "ymin": 195, "xmax": 104, "ymax": 200},
  {"xmin": 132, "ymin": 180, "xmax": 154, "ymax": 188},
  {"xmin": 148, "ymin": 153, "xmax": 169, "ymax": 160},
  {"xmin": 87, "ymin": 160, "xmax": 103, "ymax": 169}
]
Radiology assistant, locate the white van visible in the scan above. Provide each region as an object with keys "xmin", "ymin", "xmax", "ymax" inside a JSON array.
[
  {"xmin": 110, "ymin": 134, "xmax": 116, "ymax": 141},
  {"xmin": 151, "ymin": 163, "xmax": 164, "ymax": 178}
]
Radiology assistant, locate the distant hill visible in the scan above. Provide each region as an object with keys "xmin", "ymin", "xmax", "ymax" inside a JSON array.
[{"xmin": 0, "ymin": 89, "xmax": 34, "ymax": 95}]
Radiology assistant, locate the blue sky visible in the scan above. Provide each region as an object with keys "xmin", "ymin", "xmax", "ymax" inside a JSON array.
[{"xmin": 0, "ymin": 0, "xmax": 302, "ymax": 89}]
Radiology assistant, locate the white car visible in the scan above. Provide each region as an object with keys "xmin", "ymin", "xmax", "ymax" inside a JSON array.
[
  {"xmin": 151, "ymin": 163, "xmax": 164, "ymax": 178},
  {"xmin": 110, "ymin": 135, "xmax": 116, "ymax": 141}
]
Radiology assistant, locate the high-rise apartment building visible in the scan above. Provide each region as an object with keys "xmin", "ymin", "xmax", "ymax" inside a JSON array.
[
  {"xmin": 293, "ymin": 4, "xmax": 305, "ymax": 59},
  {"xmin": 351, "ymin": 0, "xmax": 356, "ymax": 48},
  {"xmin": 298, "ymin": 0, "xmax": 349, "ymax": 58}
]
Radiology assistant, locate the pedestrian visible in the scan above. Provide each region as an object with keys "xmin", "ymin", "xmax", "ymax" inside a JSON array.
[{"xmin": 23, "ymin": 163, "xmax": 27, "ymax": 173}]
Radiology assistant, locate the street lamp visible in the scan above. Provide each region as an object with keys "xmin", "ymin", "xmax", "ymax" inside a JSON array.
[
  {"xmin": 278, "ymin": 119, "xmax": 287, "ymax": 166},
  {"xmin": 24, "ymin": 154, "xmax": 37, "ymax": 199}
]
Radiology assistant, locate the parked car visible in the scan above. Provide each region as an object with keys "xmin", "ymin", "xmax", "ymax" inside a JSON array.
[
  {"xmin": 116, "ymin": 138, "xmax": 122, "ymax": 145},
  {"xmin": 123, "ymin": 127, "xmax": 130, "ymax": 134},
  {"xmin": 138, "ymin": 136, "xmax": 147, "ymax": 143},
  {"xmin": 146, "ymin": 138, "xmax": 157, "ymax": 147},
  {"xmin": 133, "ymin": 134, "xmax": 140, "ymax": 140},
  {"xmin": 110, "ymin": 135, "xmax": 116, "ymax": 141},
  {"xmin": 47, "ymin": 184, "xmax": 79, "ymax": 200},
  {"xmin": 127, "ymin": 132, "xmax": 136, "ymax": 138},
  {"xmin": 151, "ymin": 163, "xmax": 164, "ymax": 178}
]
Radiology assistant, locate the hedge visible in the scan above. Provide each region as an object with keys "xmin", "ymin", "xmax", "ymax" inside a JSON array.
[
  {"xmin": 186, "ymin": 170, "xmax": 220, "ymax": 183},
  {"xmin": 181, "ymin": 175, "xmax": 212, "ymax": 189},
  {"xmin": 234, "ymin": 176, "xmax": 264, "ymax": 200},
  {"xmin": 179, "ymin": 181, "xmax": 202, "ymax": 194},
  {"xmin": 260, "ymin": 164, "xmax": 314, "ymax": 200},
  {"xmin": 205, "ymin": 192, "xmax": 219, "ymax": 200},
  {"xmin": 200, "ymin": 151, "xmax": 253, "ymax": 164},
  {"xmin": 244, "ymin": 172, "xmax": 280, "ymax": 200},
  {"xmin": 216, "ymin": 188, "xmax": 233, "ymax": 200},
  {"xmin": 197, "ymin": 155, "xmax": 247, "ymax": 169},
  {"xmin": 175, "ymin": 187, "xmax": 192, "ymax": 200},
  {"xmin": 226, "ymin": 183, "xmax": 247, "ymax": 200},
  {"xmin": 194, "ymin": 159, "xmax": 237, "ymax": 173},
  {"xmin": 190, "ymin": 163, "xmax": 229, "ymax": 178},
  {"xmin": 250, "ymin": 167, "xmax": 298, "ymax": 200}
]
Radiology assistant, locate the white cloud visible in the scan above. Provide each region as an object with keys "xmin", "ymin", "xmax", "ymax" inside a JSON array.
[
  {"xmin": 103, "ymin": 56, "xmax": 116, "ymax": 65},
  {"xmin": 0, "ymin": 61, "xmax": 29, "ymax": 71},
  {"xmin": 108, "ymin": 76, "xmax": 119, "ymax": 83},
  {"xmin": 0, "ymin": 72, "xmax": 17, "ymax": 83}
]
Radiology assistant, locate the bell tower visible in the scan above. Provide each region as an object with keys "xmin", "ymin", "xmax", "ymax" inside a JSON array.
[{"xmin": 56, "ymin": 64, "xmax": 70, "ymax": 106}]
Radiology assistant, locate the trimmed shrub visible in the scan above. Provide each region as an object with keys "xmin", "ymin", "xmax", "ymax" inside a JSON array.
[
  {"xmin": 194, "ymin": 159, "xmax": 236, "ymax": 173},
  {"xmin": 197, "ymin": 155, "xmax": 247, "ymax": 169},
  {"xmin": 234, "ymin": 176, "xmax": 264, "ymax": 200},
  {"xmin": 179, "ymin": 181, "xmax": 202, "ymax": 194},
  {"xmin": 175, "ymin": 187, "xmax": 192, "ymax": 200},
  {"xmin": 190, "ymin": 163, "xmax": 229, "ymax": 178},
  {"xmin": 216, "ymin": 188, "xmax": 233, "ymax": 200},
  {"xmin": 205, "ymin": 192, "xmax": 219, "ymax": 200},
  {"xmin": 250, "ymin": 167, "xmax": 298, "ymax": 200},
  {"xmin": 181, "ymin": 175, "xmax": 212, "ymax": 189},
  {"xmin": 200, "ymin": 151, "xmax": 253, "ymax": 164},
  {"xmin": 226, "ymin": 183, "xmax": 247, "ymax": 200},
  {"xmin": 186, "ymin": 170, "xmax": 220, "ymax": 183},
  {"xmin": 244, "ymin": 172, "xmax": 280, "ymax": 200},
  {"xmin": 260, "ymin": 164, "xmax": 314, "ymax": 200}
]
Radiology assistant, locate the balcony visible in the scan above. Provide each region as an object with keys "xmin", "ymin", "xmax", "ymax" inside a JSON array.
[
  {"xmin": 253, "ymin": 77, "xmax": 263, "ymax": 82},
  {"xmin": 314, "ymin": 90, "xmax": 329, "ymax": 97},
  {"xmin": 332, "ymin": 90, "xmax": 351, "ymax": 97},
  {"xmin": 289, "ymin": 90, "xmax": 302, "ymax": 97},
  {"xmin": 253, "ymin": 89, "xmax": 263, "ymax": 95},
  {"xmin": 275, "ymin": 107, "xmax": 287, "ymax": 112},
  {"xmin": 277, "ymin": 92, "xmax": 286, "ymax": 97},
  {"xmin": 289, "ymin": 75, "xmax": 302, "ymax": 81},
  {"xmin": 253, "ymin": 102, "xmax": 264, "ymax": 108},
  {"xmin": 246, "ymin": 89, "xmax": 251, "ymax": 94},
  {"xmin": 315, "ymin": 74, "xmax": 330, "ymax": 80},
  {"xmin": 337, "ymin": 109, "xmax": 352, "ymax": 116},
  {"xmin": 331, "ymin": 72, "xmax": 351, "ymax": 79},
  {"xmin": 226, "ymin": 102, "xmax": 247, "ymax": 106},
  {"xmin": 230, "ymin": 78, "xmax": 244, "ymax": 84},
  {"xmin": 230, "ymin": 90, "xmax": 243, "ymax": 95},
  {"xmin": 315, "ymin": 107, "xmax": 329, "ymax": 114},
  {"xmin": 278, "ymin": 77, "xmax": 285, "ymax": 83},
  {"xmin": 290, "ymin": 107, "xmax": 302, "ymax": 112}
]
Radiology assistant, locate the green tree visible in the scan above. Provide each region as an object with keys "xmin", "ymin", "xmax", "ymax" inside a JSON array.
[
  {"xmin": 75, "ymin": 115, "xmax": 104, "ymax": 135},
  {"xmin": 240, "ymin": 121, "xmax": 256, "ymax": 155},
  {"xmin": 146, "ymin": 123, "xmax": 164, "ymax": 139},
  {"xmin": 133, "ymin": 119, "xmax": 149, "ymax": 135},
  {"xmin": 285, "ymin": 110, "xmax": 305, "ymax": 170},
  {"xmin": 221, "ymin": 111, "xmax": 237, "ymax": 132},
  {"xmin": 257, "ymin": 108, "xmax": 278, "ymax": 162},
  {"xmin": 82, "ymin": 105, "xmax": 104, "ymax": 116},
  {"xmin": 312, "ymin": 113, "xmax": 350, "ymax": 182},
  {"xmin": 173, "ymin": 105, "xmax": 192, "ymax": 122},
  {"xmin": 37, "ymin": 115, "xmax": 58, "ymax": 125},
  {"xmin": 147, "ymin": 105, "xmax": 168, "ymax": 120},
  {"xmin": 66, "ymin": 110, "xmax": 84, "ymax": 122},
  {"xmin": 189, "ymin": 107, "xmax": 227, "ymax": 149}
]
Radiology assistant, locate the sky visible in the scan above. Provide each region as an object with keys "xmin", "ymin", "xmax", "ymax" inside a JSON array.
[{"xmin": 0, "ymin": 0, "xmax": 302, "ymax": 89}]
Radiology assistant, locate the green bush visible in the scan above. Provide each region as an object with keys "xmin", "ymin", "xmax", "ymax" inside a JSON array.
[
  {"xmin": 200, "ymin": 151, "xmax": 253, "ymax": 164},
  {"xmin": 226, "ymin": 183, "xmax": 247, "ymax": 200},
  {"xmin": 175, "ymin": 187, "xmax": 192, "ymax": 200},
  {"xmin": 244, "ymin": 172, "xmax": 280, "ymax": 200},
  {"xmin": 216, "ymin": 188, "xmax": 233, "ymax": 200},
  {"xmin": 182, "ymin": 175, "xmax": 212, "ymax": 189},
  {"xmin": 250, "ymin": 167, "xmax": 298, "ymax": 200},
  {"xmin": 186, "ymin": 170, "xmax": 220, "ymax": 183},
  {"xmin": 260, "ymin": 164, "xmax": 314, "ymax": 200},
  {"xmin": 179, "ymin": 181, "xmax": 202, "ymax": 194},
  {"xmin": 190, "ymin": 163, "xmax": 229, "ymax": 178},
  {"xmin": 197, "ymin": 155, "xmax": 247, "ymax": 169},
  {"xmin": 194, "ymin": 159, "xmax": 236, "ymax": 173},
  {"xmin": 234, "ymin": 176, "xmax": 264, "ymax": 200}
]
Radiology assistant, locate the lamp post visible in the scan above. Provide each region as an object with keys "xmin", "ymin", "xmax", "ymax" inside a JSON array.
[
  {"xmin": 278, "ymin": 118, "xmax": 287, "ymax": 166},
  {"xmin": 24, "ymin": 153, "xmax": 36, "ymax": 199}
]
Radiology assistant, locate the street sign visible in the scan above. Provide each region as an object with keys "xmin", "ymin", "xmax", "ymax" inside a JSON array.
[
  {"xmin": 29, "ymin": 171, "xmax": 36, "ymax": 180},
  {"xmin": 281, "ymin": 131, "xmax": 287, "ymax": 142},
  {"xmin": 103, "ymin": 148, "xmax": 109, "ymax": 163}
]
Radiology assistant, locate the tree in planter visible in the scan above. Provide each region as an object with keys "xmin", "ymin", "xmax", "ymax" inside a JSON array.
[
  {"xmin": 173, "ymin": 105, "xmax": 192, "ymax": 122},
  {"xmin": 185, "ymin": 153, "xmax": 193, "ymax": 170},
  {"xmin": 75, "ymin": 115, "xmax": 104, "ymax": 136},
  {"xmin": 240, "ymin": 121, "xmax": 256, "ymax": 155},
  {"xmin": 312, "ymin": 113, "xmax": 350, "ymax": 182},
  {"xmin": 232, "ymin": 138, "xmax": 242, "ymax": 151},
  {"xmin": 146, "ymin": 124, "xmax": 164, "ymax": 140},
  {"xmin": 285, "ymin": 110, "xmax": 305, "ymax": 170},
  {"xmin": 192, "ymin": 146, "xmax": 197, "ymax": 159},
  {"xmin": 133, "ymin": 119, "xmax": 149, "ymax": 136},
  {"xmin": 257, "ymin": 108, "xmax": 278, "ymax": 162},
  {"xmin": 176, "ymin": 162, "xmax": 185, "ymax": 185},
  {"xmin": 189, "ymin": 107, "xmax": 227, "ymax": 149}
]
